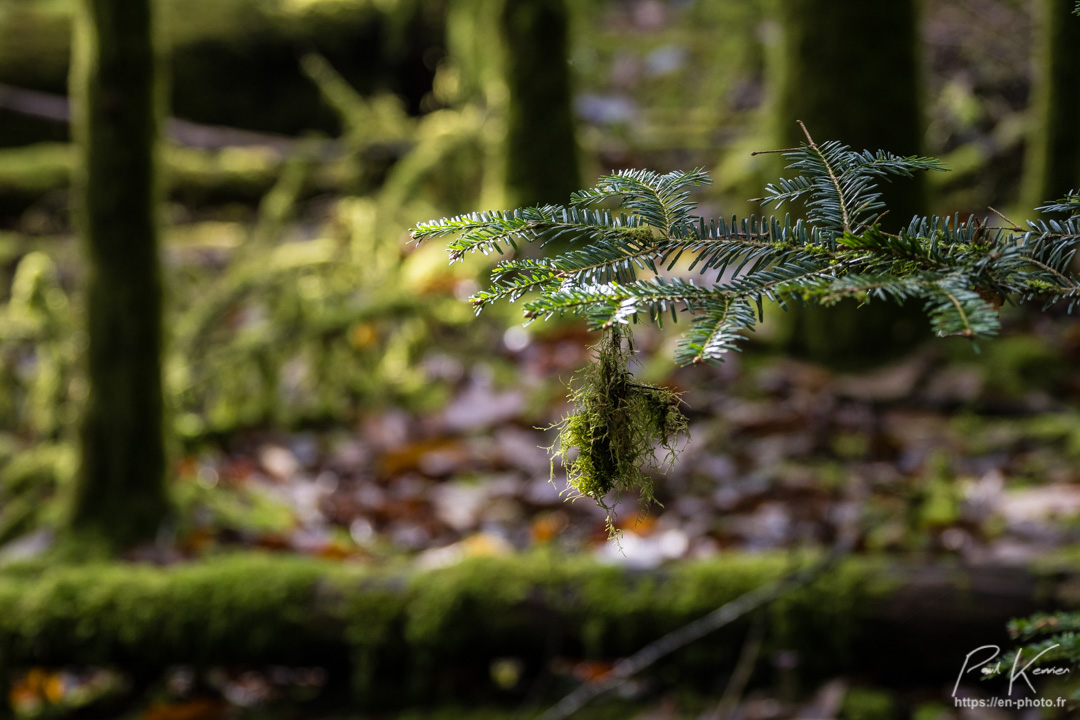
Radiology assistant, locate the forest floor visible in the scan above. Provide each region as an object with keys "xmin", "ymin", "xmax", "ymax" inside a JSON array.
[
  {"xmin": 9, "ymin": 307, "xmax": 1080, "ymax": 720},
  {"xmin": 154, "ymin": 308, "xmax": 1080, "ymax": 573},
  {"xmin": 21, "ymin": 307, "xmax": 1072, "ymax": 720}
]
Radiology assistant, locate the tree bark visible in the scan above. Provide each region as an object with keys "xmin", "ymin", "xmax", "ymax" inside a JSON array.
[
  {"xmin": 1022, "ymin": 0, "xmax": 1080, "ymax": 213},
  {"xmin": 67, "ymin": 0, "xmax": 169, "ymax": 549},
  {"xmin": 774, "ymin": 0, "xmax": 925, "ymax": 222},
  {"xmin": 499, "ymin": 0, "xmax": 581, "ymax": 208},
  {"xmin": 771, "ymin": 0, "xmax": 929, "ymax": 366}
]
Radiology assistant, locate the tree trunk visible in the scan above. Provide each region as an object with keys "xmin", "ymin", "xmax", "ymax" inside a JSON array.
[
  {"xmin": 67, "ymin": 0, "xmax": 169, "ymax": 549},
  {"xmin": 1022, "ymin": 0, "xmax": 1080, "ymax": 213},
  {"xmin": 771, "ymin": 0, "xmax": 929, "ymax": 367},
  {"xmin": 499, "ymin": 0, "xmax": 580, "ymax": 208},
  {"xmin": 775, "ymin": 0, "xmax": 925, "ymax": 222}
]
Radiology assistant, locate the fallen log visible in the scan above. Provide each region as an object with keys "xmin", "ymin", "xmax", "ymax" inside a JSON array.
[
  {"xmin": 0, "ymin": 141, "xmax": 354, "ymax": 216},
  {"xmin": 0, "ymin": 552, "xmax": 1068, "ymax": 708},
  {"xmin": 0, "ymin": 0, "xmax": 446, "ymax": 140}
]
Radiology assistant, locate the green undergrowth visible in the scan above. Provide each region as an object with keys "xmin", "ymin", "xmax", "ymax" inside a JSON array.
[{"xmin": 0, "ymin": 551, "xmax": 883, "ymax": 708}]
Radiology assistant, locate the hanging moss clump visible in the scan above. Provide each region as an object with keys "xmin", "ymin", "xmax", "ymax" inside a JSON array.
[{"xmin": 549, "ymin": 326, "xmax": 688, "ymax": 535}]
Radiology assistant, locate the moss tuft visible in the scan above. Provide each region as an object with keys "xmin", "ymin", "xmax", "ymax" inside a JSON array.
[{"xmin": 548, "ymin": 327, "xmax": 688, "ymax": 535}]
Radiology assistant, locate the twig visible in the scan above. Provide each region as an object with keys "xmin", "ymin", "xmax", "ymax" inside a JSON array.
[
  {"xmin": 797, "ymin": 120, "xmax": 851, "ymax": 234},
  {"xmin": 749, "ymin": 147, "xmax": 801, "ymax": 156},
  {"xmin": 708, "ymin": 611, "xmax": 766, "ymax": 720},
  {"xmin": 0, "ymin": 82, "xmax": 302, "ymax": 153},
  {"xmin": 987, "ymin": 206, "xmax": 1022, "ymax": 232},
  {"xmin": 537, "ymin": 536, "xmax": 854, "ymax": 720}
]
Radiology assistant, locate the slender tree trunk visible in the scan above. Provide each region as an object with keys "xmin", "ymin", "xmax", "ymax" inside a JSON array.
[
  {"xmin": 499, "ymin": 0, "xmax": 580, "ymax": 208},
  {"xmin": 772, "ymin": 0, "xmax": 928, "ymax": 366},
  {"xmin": 1022, "ymin": 0, "xmax": 1080, "ymax": 213},
  {"xmin": 68, "ymin": 0, "xmax": 169, "ymax": 549}
]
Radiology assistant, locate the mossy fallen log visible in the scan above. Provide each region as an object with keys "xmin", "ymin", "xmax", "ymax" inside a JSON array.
[
  {"xmin": 0, "ymin": 142, "xmax": 354, "ymax": 216},
  {"xmin": 0, "ymin": 552, "xmax": 1065, "ymax": 709}
]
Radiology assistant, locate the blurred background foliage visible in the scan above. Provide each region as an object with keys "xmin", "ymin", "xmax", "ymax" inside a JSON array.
[
  {"xmin": 0, "ymin": 0, "xmax": 1079, "ymax": 716},
  {"xmin": 0, "ymin": 0, "xmax": 1076, "ymax": 551}
]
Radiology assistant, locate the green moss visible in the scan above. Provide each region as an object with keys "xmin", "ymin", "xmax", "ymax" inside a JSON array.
[
  {"xmin": 841, "ymin": 686, "xmax": 898, "ymax": 720},
  {"xmin": 166, "ymin": 145, "xmax": 287, "ymax": 205},
  {"xmin": 549, "ymin": 327, "xmax": 688, "ymax": 535},
  {"xmin": 0, "ymin": 142, "xmax": 354, "ymax": 216},
  {"xmin": 171, "ymin": 478, "xmax": 297, "ymax": 538},
  {"xmin": 0, "ymin": 551, "xmax": 888, "ymax": 707},
  {"xmin": 948, "ymin": 410, "xmax": 1080, "ymax": 462},
  {"xmin": 912, "ymin": 702, "xmax": 951, "ymax": 720},
  {"xmin": 0, "ymin": 143, "xmax": 73, "ymax": 192},
  {"xmin": 0, "ymin": 553, "xmax": 346, "ymax": 666}
]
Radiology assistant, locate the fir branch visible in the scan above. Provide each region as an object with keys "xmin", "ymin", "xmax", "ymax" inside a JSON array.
[
  {"xmin": 571, "ymin": 168, "xmax": 711, "ymax": 238},
  {"xmin": 798, "ymin": 121, "xmax": 853, "ymax": 234},
  {"xmin": 470, "ymin": 261, "xmax": 563, "ymax": 312},
  {"xmin": 411, "ymin": 205, "xmax": 646, "ymax": 261},
  {"xmin": 412, "ymin": 131, "xmax": 1080, "ymax": 535},
  {"xmin": 815, "ymin": 272, "xmax": 928, "ymax": 306},
  {"xmin": 414, "ymin": 133, "xmax": 1073, "ymax": 367},
  {"xmin": 524, "ymin": 277, "xmax": 721, "ymax": 327},
  {"xmin": 682, "ymin": 215, "xmax": 807, "ymax": 275},
  {"xmin": 1010, "ymin": 612, "xmax": 1080, "ymax": 640},
  {"xmin": 541, "ymin": 228, "xmax": 666, "ymax": 282},
  {"xmin": 758, "ymin": 123, "xmax": 943, "ymax": 239},
  {"xmin": 720, "ymin": 256, "xmax": 837, "ymax": 307},
  {"xmin": 676, "ymin": 299, "xmax": 757, "ymax": 365},
  {"xmin": 925, "ymin": 281, "xmax": 1001, "ymax": 339}
]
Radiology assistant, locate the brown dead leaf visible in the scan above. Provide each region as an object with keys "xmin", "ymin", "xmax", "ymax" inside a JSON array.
[
  {"xmin": 530, "ymin": 511, "xmax": 570, "ymax": 543},
  {"xmin": 314, "ymin": 541, "xmax": 353, "ymax": 561},
  {"xmin": 572, "ymin": 660, "xmax": 615, "ymax": 683},
  {"xmin": 143, "ymin": 698, "xmax": 226, "ymax": 720},
  {"xmin": 377, "ymin": 438, "xmax": 468, "ymax": 478}
]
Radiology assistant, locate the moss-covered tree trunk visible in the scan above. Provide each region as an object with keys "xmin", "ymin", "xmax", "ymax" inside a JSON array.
[
  {"xmin": 1022, "ymin": 0, "xmax": 1080, "ymax": 213},
  {"xmin": 67, "ymin": 0, "xmax": 169, "ymax": 549},
  {"xmin": 775, "ymin": 0, "xmax": 925, "ymax": 219},
  {"xmin": 772, "ymin": 0, "xmax": 928, "ymax": 366},
  {"xmin": 498, "ymin": 0, "xmax": 580, "ymax": 208}
]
